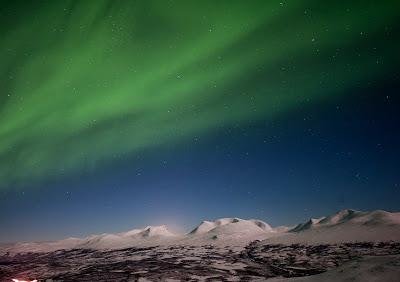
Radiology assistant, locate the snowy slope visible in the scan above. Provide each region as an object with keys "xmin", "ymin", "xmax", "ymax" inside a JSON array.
[
  {"xmin": 189, "ymin": 218, "xmax": 272, "ymax": 235},
  {"xmin": 2, "ymin": 210, "xmax": 399, "ymax": 254},
  {"xmin": 269, "ymin": 255, "xmax": 400, "ymax": 282},
  {"xmin": 290, "ymin": 209, "xmax": 400, "ymax": 232},
  {"xmin": 265, "ymin": 209, "xmax": 400, "ymax": 244},
  {"xmin": 74, "ymin": 225, "xmax": 177, "ymax": 249},
  {"xmin": 1, "ymin": 225, "xmax": 178, "ymax": 253},
  {"xmin": 2, "ymin": 237, "xmax": 83, "ymax": 254},
  {"xmin": 185, "ymin": 217, "xmax": 279, "ymax": 246}
]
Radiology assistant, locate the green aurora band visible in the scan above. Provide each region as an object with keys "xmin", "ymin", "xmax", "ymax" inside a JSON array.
[{"xmin": 0, "ymin": 0, "xmax": 398, "ymax": 188}]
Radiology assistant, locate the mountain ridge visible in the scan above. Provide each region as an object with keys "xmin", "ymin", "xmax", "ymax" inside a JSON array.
[{"xmin": 2, "ymin": 209, "xmax": 399, "ymax": 254}]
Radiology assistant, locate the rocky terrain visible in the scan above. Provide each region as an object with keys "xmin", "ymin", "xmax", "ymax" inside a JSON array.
[{"xmin": 1, "ymin": 241, "xmax": 399, "ymax": 281}]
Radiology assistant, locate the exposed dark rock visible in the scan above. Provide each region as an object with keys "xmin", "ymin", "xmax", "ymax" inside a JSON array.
[{"xmin": 0, "ymin": 241, "xmax": 399, "ymax": 281}]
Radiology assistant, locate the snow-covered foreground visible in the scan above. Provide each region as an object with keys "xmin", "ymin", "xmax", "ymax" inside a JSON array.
[
  {"xmin": 269, "ymin": 255, "xmax": 400, "ymax": 282},
  {"xmin": 1, "ymin": 242, "xmax": 399, "ymax": 281},
  {"xmin": 1, "ymin": 209, "xmax": 399, "ymax": 281}
]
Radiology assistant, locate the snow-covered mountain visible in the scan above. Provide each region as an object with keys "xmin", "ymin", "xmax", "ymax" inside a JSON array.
[
  {"xmin": 184, "ymin": 217, "xmax": 278, "ymax": 245},
  {"xmin": 189, "ymin": 217, "xmax": 272, "ymax": 235},
  {"xmin": 2, "ymin": 237, "xmax": 82, "ymax": 254},
  {"xmin": 2, "ymin": 210, "xmax": 400, "ymax": 254},
  {"xmin": 2, "ymin": 225, "xmax": 178, "ymax": 254},
  {"xmin": 265, "ymin": 209, "xmax": 400, "ymax": 245},
  {"xmin": 77, "ymin": 225, "xmax": 177, "ymax": 249},
  {"xmin": 290, "ymin": 209, "xmax": 400, "ymax": 232}
]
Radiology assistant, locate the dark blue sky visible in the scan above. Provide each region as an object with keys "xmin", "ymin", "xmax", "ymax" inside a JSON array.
[
  {"xmin": 1, "ymin": 1, "xmax": 400, "ymax": 243},
  {"xmin": 1, "ymin": 77, "xmax": 399, "ymax": 242}
]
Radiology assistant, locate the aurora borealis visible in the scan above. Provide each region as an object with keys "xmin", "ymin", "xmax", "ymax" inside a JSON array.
[{"xmin": 1, "ymin": 1, "xmax": 400, "ymax": 241}]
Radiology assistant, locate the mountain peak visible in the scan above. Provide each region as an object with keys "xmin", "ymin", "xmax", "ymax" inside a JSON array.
[
  {"xmin": 3, "ymin": 209, "xmax": 400, "ymax": 254},
  {"xmin": 139, "ymin": 225, "xmax": 174, "ymax": 238},
  {"xmin": 290, "ymin": 209, "xmax": 400, "ymax": 232},
  {"xmin": 189, "ymin": 218, "xmax": 272, "ymax": 235}
]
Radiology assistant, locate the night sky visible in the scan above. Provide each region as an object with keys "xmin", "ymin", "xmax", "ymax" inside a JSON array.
[{"xmin": 0, "ymin": 0, "xmax": 399, "ymax": 242}]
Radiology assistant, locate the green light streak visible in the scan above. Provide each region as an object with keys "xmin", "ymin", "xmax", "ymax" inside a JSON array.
[{"xmin": 0, "ymin": 0, "xmax": 398, "ymax": 188}]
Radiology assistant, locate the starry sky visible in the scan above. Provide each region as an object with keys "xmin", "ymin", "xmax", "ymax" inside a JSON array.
[{"xmin": 0, "ymin": 0, "xmax": 399, "ymax": 242}]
